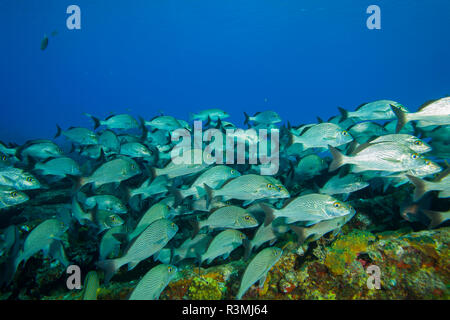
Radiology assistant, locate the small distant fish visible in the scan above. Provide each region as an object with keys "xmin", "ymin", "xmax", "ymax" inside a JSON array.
[
  {"xmin": 262, "ymin": 193, "xmax": 355, "ymax": 226},
  {"xmin": 319, "ymin": 173, "xmax": 369, "ymax": 197},
  {"xmin": 176, "ymin": 165, "xmax": 241, "ymax": 200},
  {"xmin": 192, "ymin": 206, "xmax": 258, "ymax": 237},
  {"xmin": 236, "ymin": 247, "xmax": 282, "ymax": 300},
  {"xmin": 204, "ymin": 174, "xmax": 290, "ymax": 207},
  {"xmin": 120, "ymin": 142, "xmax": 153, "ymax": 158},
  {"xmin": 201, "ymin": 229, "xmax": 247, "ymax": 265},
  {"xmin": 40, "ymin": 35, "xmax": 48, "ymax": 50},
  {"xmin": 190, "ymin": 109, "xmax": 230, "ymax": 122},
  {"xmin": 244, "ymin": 111, "xmax": 281, "ymax": 126},
  {"xmin": 55, "ymin": 125, "xmax": 98, "ymax": 146},
  {"xmin": 170, "ymin": 233, "xmax": 212, "ymax": 264},
  {"xmin": 0, "ymin": 186, "xmax": 29, "ymax": 209},
  {"xmin": 391, "ymin": 97, "xmax": 450, "ymax": 132},
  {"xmin": 97, "ymin": 218, "xmax": 178, "ymax": 283},
  {"xmin": 34, "ymin": 157, "xmax": 82, "ymax": 178},
  {"xmin": 129, "ymin": 264, "xmax": 177, "ymax": 300},
  {"xmin": 143, "ymin": 115, "xmax": 183, "ymax": 131},
  {"xmin": 82, "ymin": 271, "xmax": 100, "ymax": 300},
  {"xmin": 290, "ymin": 210, "xmax": 356, "ymax": 244},
  {"xmin": 85, "ymin": 113, "xmax": 140, "ymax": 130},
  {"xmin": 84, "ymin": 194, "xmax": 127, "ymax": 214},
  {"xmin": 79, "ymin": 156, "xmax": 141, "ymax": 188}
]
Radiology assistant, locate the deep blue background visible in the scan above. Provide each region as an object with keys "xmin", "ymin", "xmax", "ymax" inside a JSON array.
[{"xmin": 1, "ymin": 0, "xmax": 449, "ymax": 144}]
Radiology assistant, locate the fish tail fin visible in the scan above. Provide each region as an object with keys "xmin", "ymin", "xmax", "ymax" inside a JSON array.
[
  {"xmin": 203, "ymin": 183, "xmax": 215, "ymax": 209},
  {"xmin": 406, "ymin": 174, "xmax": 428, "ymax": 201},
  {"xmin": 85, "ymin": 113, "xmax": 101, "ymax": 130},
  {"xmin": 422, "ymin": 210, "xmax": 445, "ymax": 229},
  {"xmin": 188, "ymin": 219, "xmax": 200, "ymax": 239},
  {"xmin": 150, "ymin": 167, "xmax": 159, "ymax": 179},
  {"xmin": 260, "ymin": 203, "xmax": 276, "ymax": 227},
  {"xmin": 96, "ymin": 259, "xmax": 119, "ymax": 285},
  {"xmin": 244, "ymin": 112, "xmax": 250, "ymax": 126},
  {"xmin": 289, "ymin": 225, "xmax": 308, "ymax": 245},
  {"xmin": 139, "ymin": 116, "xmax": 148, "ymax": 140},
  {"xmin": 189, "ymin": 112, "xmax": 195, "ymax": 122},
  {"xmin": 54, "ymin": 124, "xmax": 62, "ymax": 138},
  {"xmin": 338, "ymin": 107, "xmax": 348, "ymax": 121},
  {"xmin": 390, "ymin": 104, "xmax": 408, "ymax": 133},
  {"xmin": 328, "ymin": 145, "xmax": 347, "ymax": 172}
]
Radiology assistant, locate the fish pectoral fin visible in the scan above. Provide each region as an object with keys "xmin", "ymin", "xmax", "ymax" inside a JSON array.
[{"xmin": 259, "ymin": 273, "xmax": 268, "ymax": 289}]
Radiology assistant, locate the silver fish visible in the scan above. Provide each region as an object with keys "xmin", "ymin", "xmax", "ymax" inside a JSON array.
[
  {"xmin": 244, "ymin": 111, "xmax": 281, "ymax": 125},
  {"xmin": 391, "ymin": 97, "xmax": 450, "ymax": 132},
  {"xmin": 339, "ymin": 100, "xmax": 407, "ymax": 121},
  {"xmin": 204, "ymin": 174, "xmax": 290, "ymax": 206},
  {"xmin": 128, "ymin": 203, "xmax": 170, "ymax": 240},
  {"xmin": 55, "ymin": 125, "xmax": 98, "ymax": 146},
  {"xmin": 86, "ymin": 113, "xmax": 140, "ymax": 130},
  {"xmin": 190, "ymin": 109, "xmax": 230, "ymax": 122},
  {"xmin": 262, "ymin": 193, "xmax": 355, "ymax": 226},
  {"xmin": 328, "ymin": 143, "xmax": 428, "ymax": 173},
  {"xmin": 194, "ymin": 206, "xmax": 259, "ymax": 235},
  {"xmin": 236, "ymin": 247, "xmax": 282, "ymax": 299},
  {"xmin": 201, "ymin": 229, "xmax": 247, "ymax": 264},
  {"xmin": 97, "ymin": 218, "xmax": 178, "ymax": 283},
  {"xmin": 14, "ymin": 219, "xmax": 68, "ymax": 271},
  {"xmin": 34, "ymin": 157, "xmax": 81, "ymax": 177},
  {"xmin": 0, "ymin": 167, "xmax": 42, "ymax": 190},
  {"xmin": 178, "ymin": 165, "xmax": 241, "ymax": 199},
  {"xmin": 84, "ymin": 195, "xmax": 127, "ymax": 214},
  {"xmin": 129, "ymin": 264, "xmax": 177, "ymax": 300},
  {"xmin": 99, "ymin": 225, "xmax": 125, "ymax": 261},
  {"xmin": 319, "ymin": 173, "xmax": 369, "ymax": 197},
  {"xmin": 290, "ymin": 123, "xmax": 353, "ymax": 150},
  {"xmin": 80, "ymin": 156, "xmax": 141, "ymax": 188},
  {"xmin": 0, "ymin": 186, "xmax": 29, "ymax": 209}
]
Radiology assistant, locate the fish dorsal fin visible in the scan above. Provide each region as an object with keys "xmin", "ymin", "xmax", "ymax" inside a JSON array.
[
  {"xmin": 350, "ymin": 142, "xmax": 373, "ymax": 155},
  {"xmin": 355, "ymin": 102, "xmax": 369, "ymax": 111},
  {"xmin": 418, "ymin": 99, "xmax": 438, "ymax": 111},
  {"xmin": 105, "ymin": 114, "xmax": 115, "ymax": 120}
]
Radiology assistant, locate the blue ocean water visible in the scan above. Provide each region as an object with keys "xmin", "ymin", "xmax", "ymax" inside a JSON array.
[{"xmin": 0, "ymin": 0, "xmax": 449, "ymax": 144}]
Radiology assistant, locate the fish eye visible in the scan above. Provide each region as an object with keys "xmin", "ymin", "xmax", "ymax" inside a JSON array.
[
  {"xmin": 171, "ymin": 223, "xmax": 176, "ymax": 228},
  {"xmin": 26, "ymin": 177, "xmax": 34, "ymax": 182},
  {"xmin": 230, "ymin": 169, "xmax": 235, "ymax": 174},
  {"xmin": 414, "ymin": 140, "xmax": 422, "ymax": 146},
  {"xmin": 411, "ymin": 153, "xmax": 419, "ymax": 159},
  {"xmin": 239, "ymin": 233, "xmax": 246, "ymax": 239},
  {"xmin": 11, "ymin": 191, "xmax": 17, "ymax": 197},
  {"xmin": 333, "ymin": 202, "xmax": 341, "ymax": 208},
  {"xmin": 131, "ymin": 164, "xmax": 136, "ymax": 169},
  {"xmin": 1, "ymin": 156, "xmax": 6, "ymax": 161},
  {"xmin": 244, "ymin": 215, "xmax": 251, "ymax": 221},
  {"xmin": 267, "ymin": 183, "xmax": 274, "ymax": 189},
  {"xmin": 342, "ymin": 130, "xmax": 348, "ymax": 136}
]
